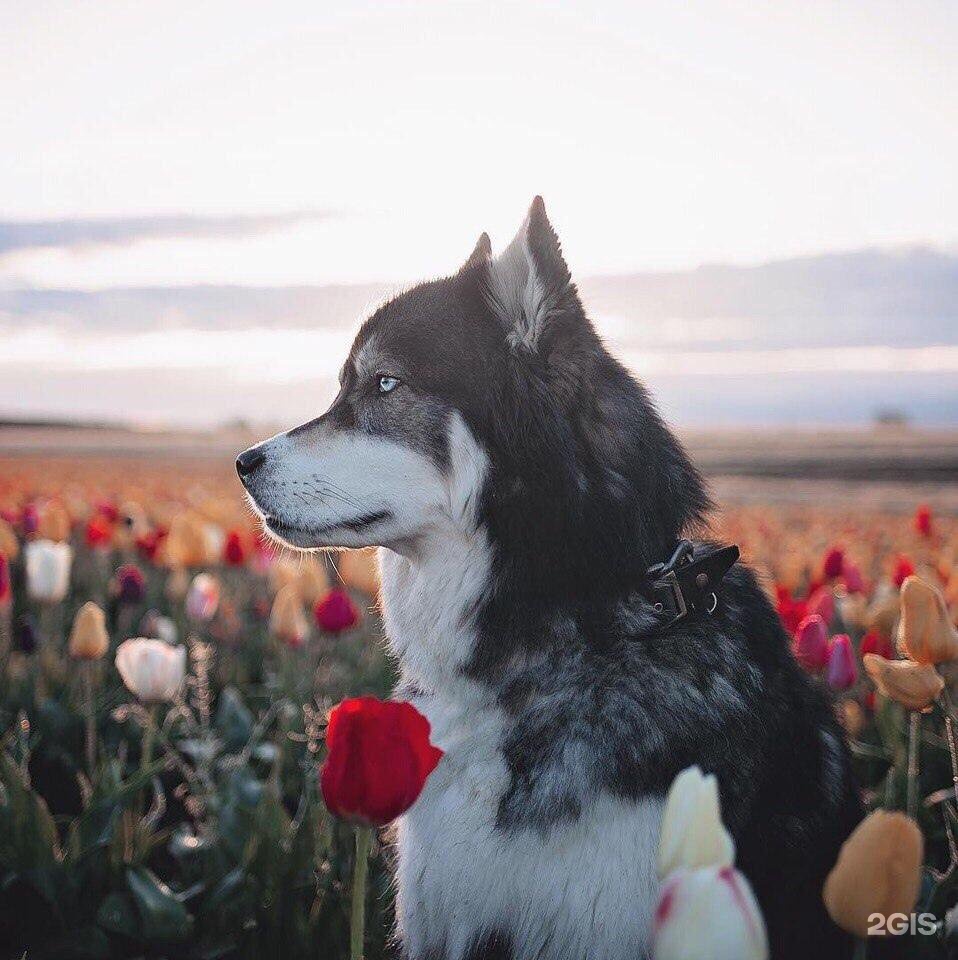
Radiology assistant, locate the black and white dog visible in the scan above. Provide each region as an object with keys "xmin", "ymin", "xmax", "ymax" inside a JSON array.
[{"xmin": 238, "ymin": 198, "xmax": 862, "ymax": 960}]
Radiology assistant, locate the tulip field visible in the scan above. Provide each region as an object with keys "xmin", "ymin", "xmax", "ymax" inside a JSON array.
[{"xmin": 1, "ymin": 450, "xmax": 957, "ymax": 959}]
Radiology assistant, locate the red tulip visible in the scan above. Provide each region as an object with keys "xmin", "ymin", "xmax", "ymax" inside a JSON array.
[
  {"xmin": 0, "ymin": 552, "xmax": 10, "ymax": 607},
  {"xmin": 795, "ymin": 614, "xmax": 829, "ymax": 670},
  {"xmin": 320, "ymin": 697, "xmax": 443, "ymax": 826},
  {"xmin": 827, "ymin": 635, "xmax": 857, "ymax": 690},
  {"xmin": 914, "ymin": 505, "xmax": 932, "ymax": 538},
  {"xmin": 136, "ymin": 529, "xmax": 164, "ymax": 562},
  {"xmin": 223, "ymin": 530, "xmax": 246, "ymax": 566},
  {"xmin": 314, "ymin": 588, "xmax": 360, "ymax": 633},
  {"xmin": 85, "ymin": 514, "xmax": 113, "ymax": 549},
  {"xmin": 861, "ymin": 628, "xmax": 894, "ymax": 661},
  {"xmin": 775, "ymin": 585, "xmax": 807, "ymax": 634},
  {"xmin": 96, "ymin": 499, "xmax": 119, "ymax": 523},
  {"xmin": 823, "ymin": 547, "xmax": 845, "ymax": 580},
  {"xmin": 893, "ymin": 555, "xmax": 915, "ymax": 589}
]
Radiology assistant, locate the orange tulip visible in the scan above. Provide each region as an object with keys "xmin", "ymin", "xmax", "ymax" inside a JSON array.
[
  {"xmin": 270, "ymin": 584, "xmax": 309, "ymax": 648},
  {"xmin": 898, "ymin": 575, "xmax": 958, "ymax": 665},
  {"xmin": 823, "ymin": 811, "xmax": 923, "ymax": 938},
  {"xmin": 38, "ymin": 501, "xmax": 71, "ymax": 542},
  {"xmin": 339, "ymin": 548, "xmax": 380, "ymax": 598},
  {"xmin": 0, "ymin": 518, "xmax": 19, "ymax": 559},
  {"xmin": 68, "ymin": 601, "xmax": 109, "ymax": 660},
  {"xmin": 863, "ymin": 653, "xmax": 943, "ymax": 711}
]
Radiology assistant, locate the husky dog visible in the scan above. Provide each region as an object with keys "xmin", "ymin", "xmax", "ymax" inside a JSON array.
[{"xmin": 238, "ymin": 198, "xmax": 861, "ymax": 960}]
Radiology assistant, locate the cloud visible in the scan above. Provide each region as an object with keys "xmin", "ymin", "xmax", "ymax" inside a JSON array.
[{"xmin": 0, "ymin": 210, "xmax": 334, "ymax": 256}]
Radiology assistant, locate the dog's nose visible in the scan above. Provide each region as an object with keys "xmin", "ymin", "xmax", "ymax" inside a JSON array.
[{"xmin": 236, "ymin": 446, "xmax": 267, "ymax": 480}]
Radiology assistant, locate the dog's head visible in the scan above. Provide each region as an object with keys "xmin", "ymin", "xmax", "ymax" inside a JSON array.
[{"xmin": 239, "ymin": 198, "xmax": 707, "ymax": 577}]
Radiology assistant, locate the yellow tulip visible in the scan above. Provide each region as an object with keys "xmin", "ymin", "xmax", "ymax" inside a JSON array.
[
  {"xmin": 898, "ymin": 575, "xmax": 958, "ymax": 665},
  {"xmin": 0, "ymin": 518, "xmax": 19, "ymax": 559},
  {"xmin": 38, "ymin": 501, "xmax": 71, "ymax": 542},
  {"xmin": 68, "ymin": 601, "xmax": 109, "ymax": 660},
  {"xmin": 863, "ymin": 654, "xmax": 943, "ymax": 712},
  {"xmin": 339, "ymin": 548, "xmax": 380, "ymax": 598},
  {"xmin": 823, "ymin": 811, "xmax": 923, "ymax": 938},
  {"xmin": 270, "ymin": 584, "xmax": 309, "ymax": 648}
]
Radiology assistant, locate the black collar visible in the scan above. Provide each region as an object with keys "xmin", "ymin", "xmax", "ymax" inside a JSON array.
[{"xmin": 642, "ymin": 539, "xmax": 740, "ymax": 629}]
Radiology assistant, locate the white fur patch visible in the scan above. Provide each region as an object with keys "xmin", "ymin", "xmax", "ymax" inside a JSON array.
[
  {"xmin": 396, "ymin": 725, "xmax": 663, "ymax": 960},
  {"xmin": 245, "ymin": 425, "xmax": 448, "ymax": 550},
  {"xmin": 379, "ymin": 416, "xmax": 662, "ymax": 959}
]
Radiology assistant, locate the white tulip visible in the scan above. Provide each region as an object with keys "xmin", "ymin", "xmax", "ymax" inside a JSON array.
[
  {"xmin": 115, "ymin": 638, "xmax": 187, "ymax": 703},
  {"xmin": 25, "ymin": 539, "xmax": 72, "ymax": 603},
  {"xmin": 657, "ymin": 765, "xmax": 735, "ymax": 879},
  {"xmin": 652, "ymin": 866, "xmax": 768, "ymax": 960}
]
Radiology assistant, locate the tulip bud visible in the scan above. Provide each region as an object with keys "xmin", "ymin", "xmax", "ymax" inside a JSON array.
[
  {"xmin": 806, "ymin": 587, "xmax": 834, "ymax": 625},
  {"xmin": 794, "ymin": 614, "xmax": 829, "ymax": 670},
  {"xmin": 842, "ymin": 562, "xmax": 866, "ymax": 595},
  {"xmin": 24, "ymin": 540, "xmax": 72, "ymax": 603},
  {"xmin": 114, "ymin": 563, "xmax": 147, "ymax": 606},
  {"xmin": 38, "ymin": 501, "xmax": 71, "ymax": 542},
  {"xmin": 85, "ymin": 514, "xmax": 113, "ymax": 550},
  {"xmin": 270, "ymin": 584, "xmax": 309, "ymax": 648},
  {"xmin": 892, "ymin": 555, "xmax": 916, "ymax": 589},
  {"xmin": 822, "ymin": 547, "xmax": 844, "ymax": 580},
  {"xmin": 186, "ymin": 573, "xmax": 220, "ymax": 622},
  {"xmin": 223, "ymin": 530, "xmax": 246, "ymax": 566},
  {"xmin": 863, "ymin": 653, "xmax": 943, "ymax": 712},
  {"xmin": 652, "ymin": 866, "xmax": 768, "ymax": 960},
  {"xmin": 860, "ymin": 628, "xmax": 894, "ymax": 661},
  {"xmin": 823, "ymin": 811, "xmax": 923, "ymax": 938},
  {"xmin": 0, "ymin": 518, "xmax": 19, "ymax": 559},
  {"xmin": 826, "ymin": 635, "xmax": 857, "ymax": 691},
  {"xmin": 0, "ymin": 552, "xmax": 11, "ymax": 608},
  {"xmin": 115, "ymin": 637, "xmax": 187, "ymax": 703},
  {"xmin": 320, "ymin": 696, "xmax": 443, "ymax": 826},
  {"xmin": 340, "ymin": 548, "xmax": 380, "ymax": 598},
  {"xmin": 299, "ymin": 558, "xmax": 329, "ymax": 605},
  {"xmin": 657, "ymin": 765, "xmax": 735, "ymax": 879},
  {"xmin": 68, "ymin": 601, "xmax": 109, "ymax": 660},
  {"xmin": 898, "ymin": 575, "xmax": 958, "ymax": 665},
  {"xmin": 914, "ymin": 504, "xmax": 932, "ymax": 538},
  {"xmin": 314, "ymin": 587, "xmax": 360, "ymax": 633},
  {"xmin": 139, "ymin": 609, "xmax": 178, "ymax": 645}
]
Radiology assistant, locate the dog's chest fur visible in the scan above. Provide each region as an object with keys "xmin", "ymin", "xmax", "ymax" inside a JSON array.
[{"xmin": 379, "ymin": 545, "xmax": 663, "ymax": 960}]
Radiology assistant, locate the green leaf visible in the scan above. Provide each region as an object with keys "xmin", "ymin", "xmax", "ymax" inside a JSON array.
[
  {"xmin": 214, "ymin": 687, "xmax": 253, "ymax": 752},
  {"xmin": 96, "ymin": 890, "xmax": 140, "ymax": 939},
  {"xmin": 126, "ymin": 866, "xmax": 194, "ymax": 943},
  {"xmin": 0, "ymin": 752, "xmax": 60, "ymax": 869}
]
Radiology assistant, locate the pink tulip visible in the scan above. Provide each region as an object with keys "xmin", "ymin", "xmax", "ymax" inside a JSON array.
[
  {"xmin": 806, "ymin": 586, "xmax": 834, "ymax": 625},
  {"xmin": 794, "ymin": 615, "xmax": 829, "ymax": 671},
  {"xmin": 842, "ymin": 563, "xmax": 865, "ymax": 595},
  {"xmin": 826, "ymin": 634, "xmax": 857, "ymax": 690}
]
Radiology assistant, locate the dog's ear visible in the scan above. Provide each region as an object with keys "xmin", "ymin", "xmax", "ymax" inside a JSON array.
[
  {"xmin": 485, "ymin": 196, "xmax": 581, "ymax": 351},
  {"xmin": 460, "ymin": 232, "xmax": 492, "ymax": 273}
]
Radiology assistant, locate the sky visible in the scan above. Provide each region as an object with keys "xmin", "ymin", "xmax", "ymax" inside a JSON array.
[{"xmin": 2, "ymin": 1, "xmax": 957, "ymax": 426}]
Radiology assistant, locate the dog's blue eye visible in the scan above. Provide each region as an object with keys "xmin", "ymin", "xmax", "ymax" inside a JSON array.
[{"xmin": 378, "ymin": 375, "xmax": 400, "ymax": 394}]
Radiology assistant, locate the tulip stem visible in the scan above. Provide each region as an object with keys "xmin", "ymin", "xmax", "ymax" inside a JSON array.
[
  {"xmin": 350, "ymin": 825, "xmax": 372, "ymax": 960},
  {"xmin": 853, "ymin": 939, "xmax": 867, "ymax": 960},
  {"xmin": 83, "ymin": 662, "xmax": 97, "ymax": 778},
  {"xmin": 140, "ymin": 704, "xmax": 158, "ymax": 814},
  {"xmin": 906, "ymin": 710, "xmax": 920, "ymax": 819}
]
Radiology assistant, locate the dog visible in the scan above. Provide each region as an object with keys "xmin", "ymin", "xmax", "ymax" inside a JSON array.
[{"xmin": 238, "ymin": 197, "xmax": 862, "ymax": 960}]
